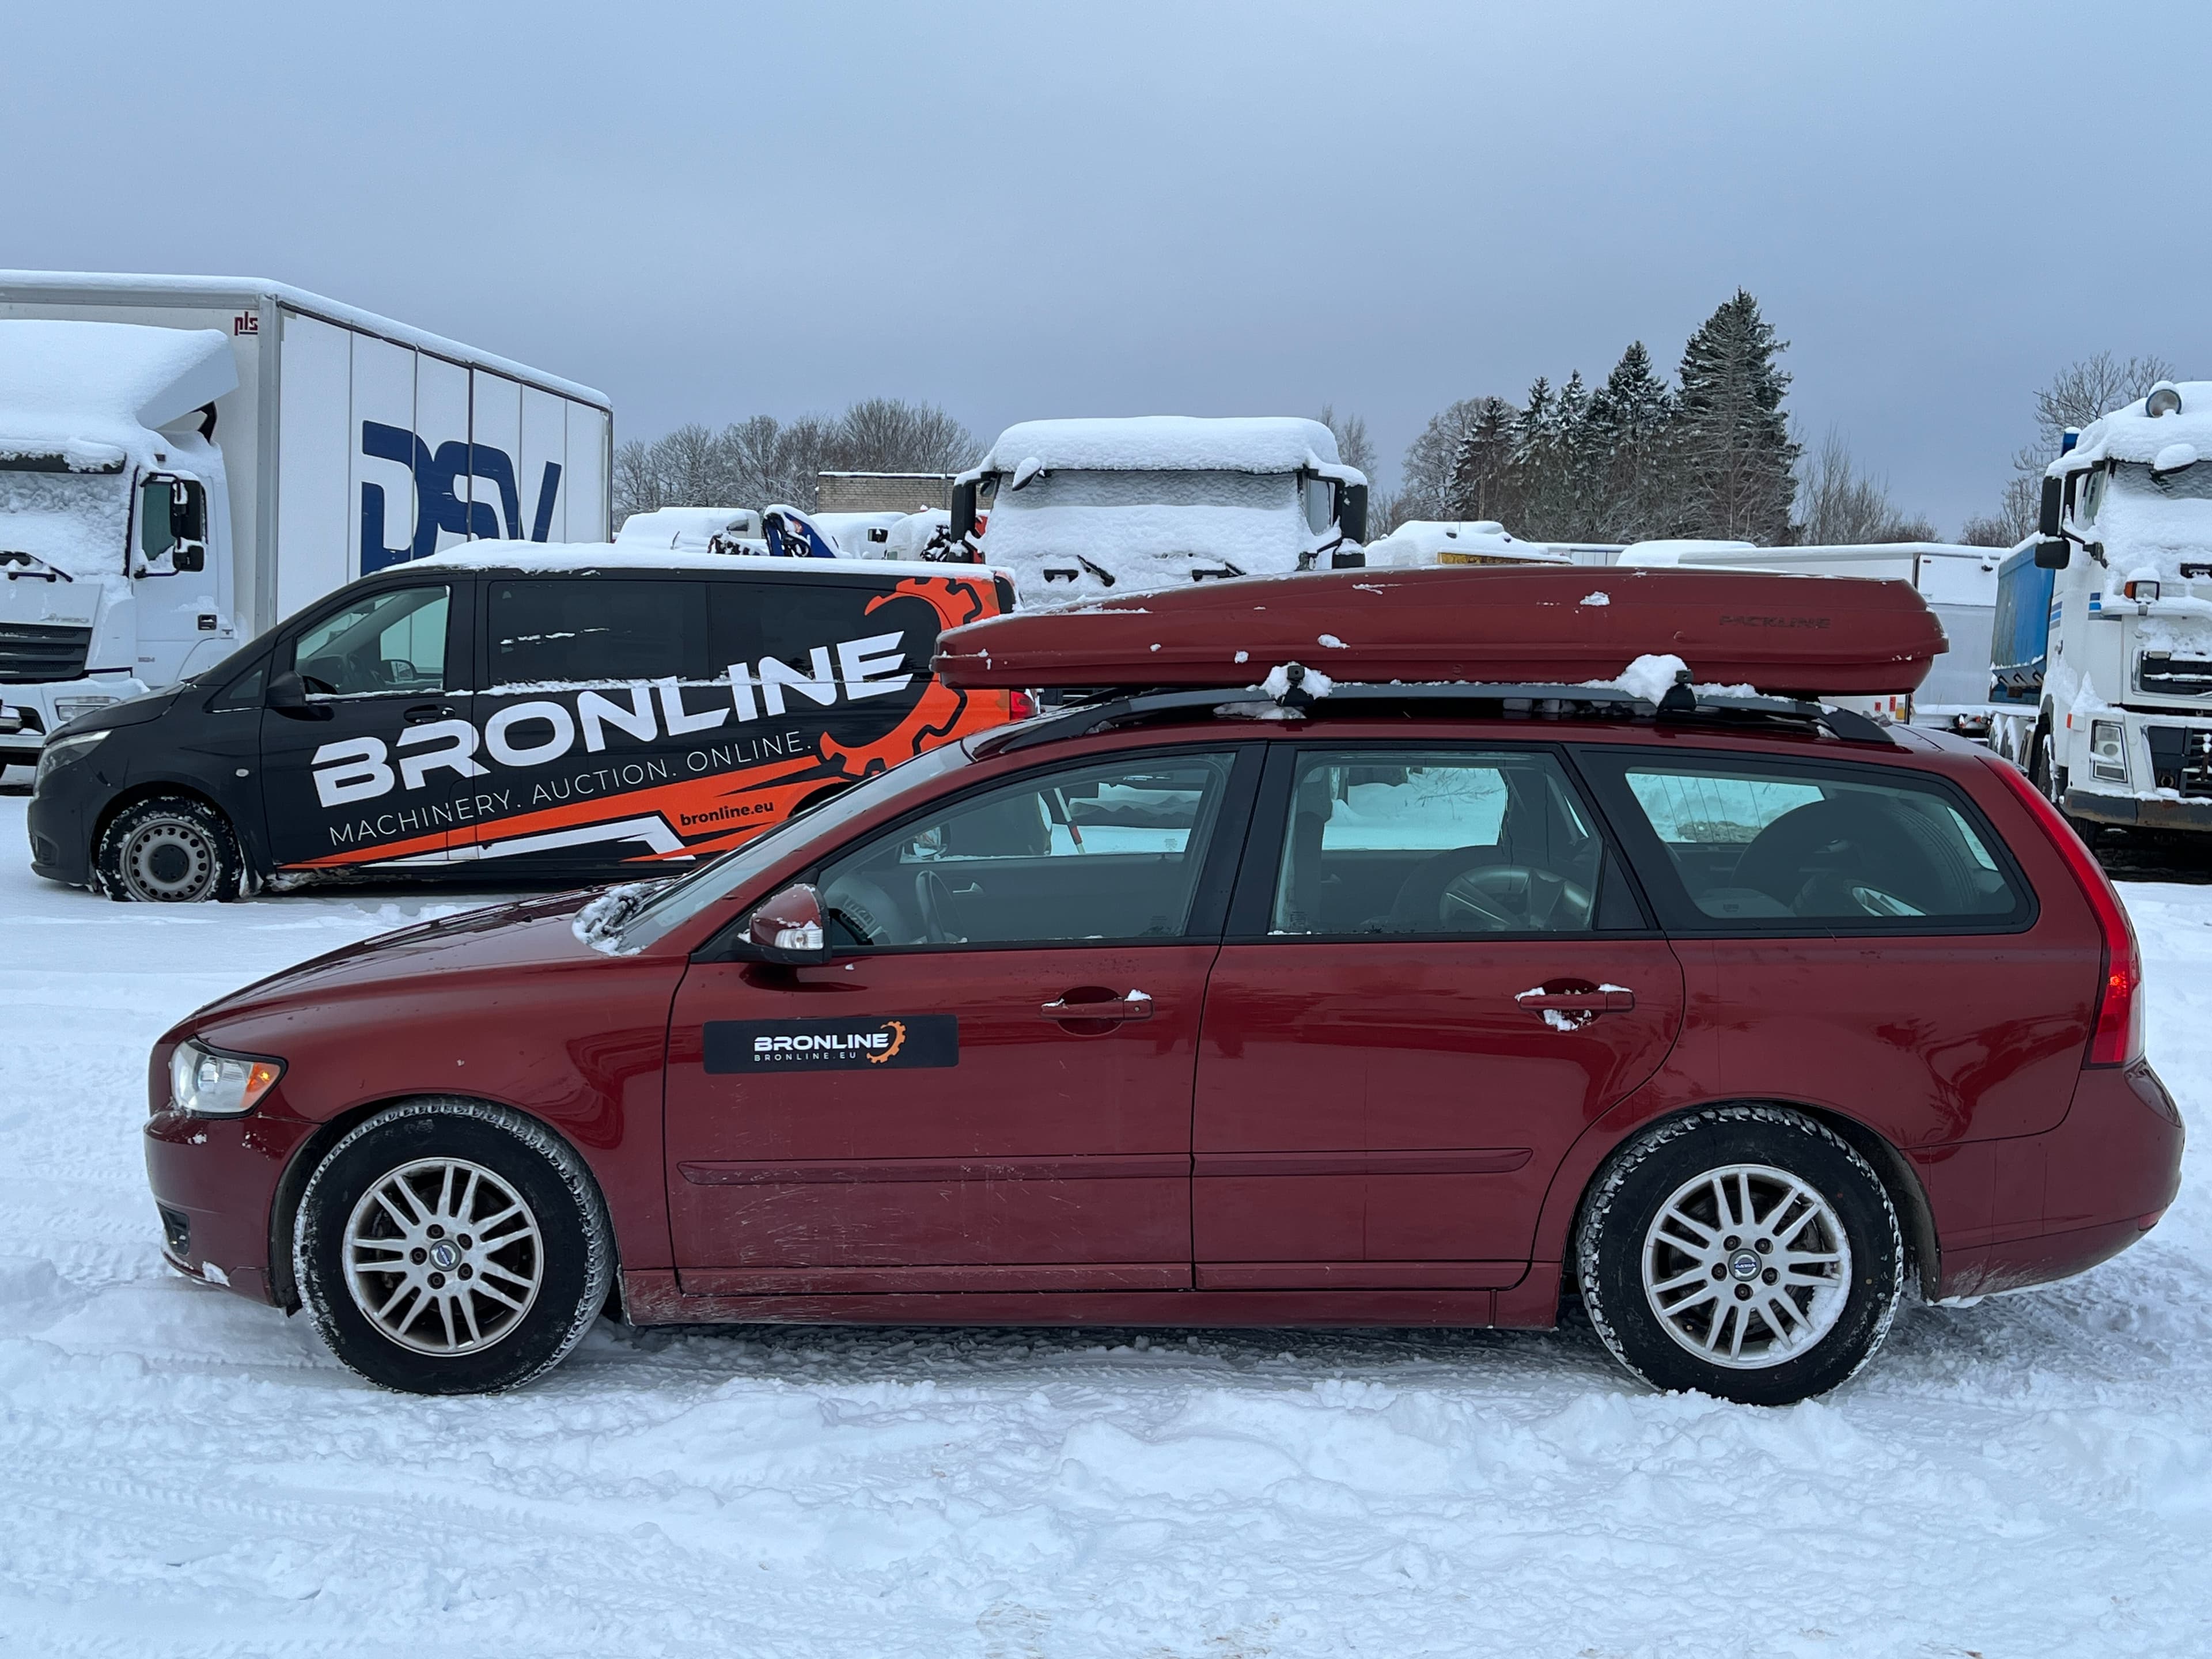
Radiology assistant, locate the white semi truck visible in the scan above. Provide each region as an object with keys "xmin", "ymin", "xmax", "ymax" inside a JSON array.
[
  {"xmin": 1988, "ymin": 380, "xmax": 2212, "ymax": 833},
  {"xmin": 0, "ymin": 272, "xmax": 610, "ymax": 767},
  {"xmin": 948, "ymin": 416, "xmax": 1368, "ymax": 603}
]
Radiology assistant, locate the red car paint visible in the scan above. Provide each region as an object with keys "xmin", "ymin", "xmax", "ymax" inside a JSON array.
[
  {"xmin": 931, "ymin": 566, "xmax": 1947, "ymax": 698},
  {"xmin": 147, "ymin": 710, "xmax": 2183, "ymax": 1336}
]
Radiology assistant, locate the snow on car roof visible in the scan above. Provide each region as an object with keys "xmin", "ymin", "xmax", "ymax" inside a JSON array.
[
  {"xmin": 975, "ymin": 416, "xmax": 1355, "ymax": 478},
  {"xmin": 2060, "ymin": 382, "xmax": 2212, "ymax": 471},
  {"xmin": 0, "ymin": 320, "xmax": 237, "ymax": 457},
  {"xmin": 415, "ymin": 540, "xmax": 1012, "ymax": 584}
]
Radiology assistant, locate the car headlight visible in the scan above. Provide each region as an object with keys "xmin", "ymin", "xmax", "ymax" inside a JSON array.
[
  {"xmin": 169, "ymin": 1039, "xmax": 285, "ymax": 1116},
  {"xmin": 33, "ymin": 726, "xmax": 108, "ymax": 787},
  {"xmin": 2090, "ymin": 719, "xmax": 2129, "ymax": 783},
  {"xmin": 53, "ymin": 695, "xmax": 120, "ymax": 725}
]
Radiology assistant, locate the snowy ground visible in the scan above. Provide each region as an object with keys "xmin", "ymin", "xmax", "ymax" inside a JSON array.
[{"xmin": 1, "ymin": 793, "xmax": 2207, "ymax": 1658}]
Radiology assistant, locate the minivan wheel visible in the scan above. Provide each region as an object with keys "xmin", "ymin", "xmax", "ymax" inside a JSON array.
[
  {"xmin": 294, "ymin": 1100, "xmax": 614, "ymax": 1395},
  {"xmin": 1577, "ymin": 1107, "xmax": 1903, "ymax": 1406},
  {"xmin": 96, "ymin": 794, "xmax": 244, "ymax": 903}
]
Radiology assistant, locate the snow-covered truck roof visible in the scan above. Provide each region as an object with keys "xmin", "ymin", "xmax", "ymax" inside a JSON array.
[
  {"xmin": 0, "ymin": 320, "xmax": 238, "ymax": 467},
  {"xmin": 1365, "ymin": 520, "xmax": 1569, "ymax": 567},
  {"xmin": 0, "ymin": 270, "xmax": 608, "ymax": 409},
  {"xmin": 2054, "ymin": 381, "xmax": 2212, "ymax": 473},
  {"xmin": 968, "ymin": 416, "xmax": 1364, "ymax": 483}
]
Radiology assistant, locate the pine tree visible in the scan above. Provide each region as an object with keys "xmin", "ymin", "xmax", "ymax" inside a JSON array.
[
  {"xmin": 1445, "ymin": 396, "xmax": 1519, "ymax": 524},
  {"xmin": 1585, "ymin": 341, "xmax": 1677, "ymax": 540},
  {"xmin": 1673, "ymin": 290, "xmax": 1799, "ymax": 543}
]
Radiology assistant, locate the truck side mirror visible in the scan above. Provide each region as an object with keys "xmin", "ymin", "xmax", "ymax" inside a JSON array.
[
  {"xmin": 172, "ymin": 480, "xmax": 206, "ymax": 544},
  {"xmin": 2034, "ymin": 536, "xmax": 2071, "ymax": 570},
  {"xmin": 1339, "ymin": 482, "xmax": 1369, "ymax": 544},
  {"xmin": 266, "ymin": 670, "xmax": 334, "ymax": 721},
  {"xmin": 746, "ymin": 881, "xmax": 830, "ymax": 964},
  {"xmin": 950, "ymin": 479, "xmax": 978, "ymax": 541},
  {"xmin": 2038, "ymin": 475, "xmax": 2062, "ymax": 538}
]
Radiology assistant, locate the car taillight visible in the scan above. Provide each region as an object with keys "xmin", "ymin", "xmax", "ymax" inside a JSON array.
[
  {"xmin": 1010, "ymin": 690, "xmax": 1037, "ymax": 721},
  {"xmin": 1986, "ymin": 758, "xmax": 2143, "ymax": 1066}
]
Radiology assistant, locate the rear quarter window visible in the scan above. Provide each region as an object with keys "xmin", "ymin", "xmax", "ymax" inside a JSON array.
[{"xmin": 1579, "ymin": 749, "xmax": 2033, "ymax": 934}]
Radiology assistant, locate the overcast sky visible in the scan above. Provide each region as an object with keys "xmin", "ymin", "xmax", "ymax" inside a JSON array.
[{"xmin": 6, "ymin": 1, "xmax": 2208, "ymax": 532}]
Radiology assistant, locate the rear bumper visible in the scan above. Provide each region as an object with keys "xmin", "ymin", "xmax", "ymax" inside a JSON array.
[{"xmin": 1937, "ymin": 1060, "xmax": 2184, "ymax": 1300}]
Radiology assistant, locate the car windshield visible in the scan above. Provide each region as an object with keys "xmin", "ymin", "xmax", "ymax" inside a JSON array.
[{"xmin": 599, "ymin": 740, "xmax": 980, "ymax": 952}]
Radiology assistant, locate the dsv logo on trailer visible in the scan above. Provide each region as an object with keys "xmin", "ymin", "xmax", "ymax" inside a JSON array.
[
  {"xmin": 702, "ymin": 1016, "xmax": 959, "ymax": 1072},
  {"xmin": 305, "ymin": 632, "xmax": 916, "ymax": 809},
  {"xmin": 359, "ymin": 422, "xmax": 564, "ymax": 574}
]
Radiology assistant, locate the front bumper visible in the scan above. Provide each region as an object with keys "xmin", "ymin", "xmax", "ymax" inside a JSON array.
[
  {"xmin": 143, "ymin": 1101, "xmax": 317, "ymax": 1306},
  {"xmin": 2066, "ymin": 789, "xmax": 2212, "ymax": 832}
]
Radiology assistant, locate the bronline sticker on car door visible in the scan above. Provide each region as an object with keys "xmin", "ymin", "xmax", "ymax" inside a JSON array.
[{"xmin": 281, "ymin": 564, "xmax": 1013, "ymax": 878}]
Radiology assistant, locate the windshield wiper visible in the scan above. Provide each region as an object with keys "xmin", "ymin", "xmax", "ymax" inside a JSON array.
[{"xmin": 0, "ymin": 551, "xmax": 74, "ymax": 583}]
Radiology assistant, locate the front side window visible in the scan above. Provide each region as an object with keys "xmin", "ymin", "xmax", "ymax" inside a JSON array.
[
  {"xmin": 1270, "ymin": 749, "xmax": 1616, "ymax": 936},
  {"xmin": 1591, "ymin": 754, "xmax": 2027, "ymax": 928},
  {"xmin": 817, "ymin": 751, "xmax": 1237, "ymax": 948},
  {"xmin": 490, "ymin": 578, "xmax": 704, "ymax": 685},
  {"xmin": 293, "ymin": 586, "xmax": 449, "ymax": 697}
]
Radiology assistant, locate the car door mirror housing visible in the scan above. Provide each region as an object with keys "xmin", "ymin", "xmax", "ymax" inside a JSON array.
[
  {"xmin": 747, "ymin": 881, "xmax": 831, "ymax": 964},
  {"xmin": 266, "ymin": 670, "xmax": 334, "ymax": 721}
]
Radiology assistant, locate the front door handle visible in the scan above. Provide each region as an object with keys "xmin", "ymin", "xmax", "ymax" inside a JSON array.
[
  {"xmin": 1514, "ymin": 986, "xmax": 1635, "ymax": 1013},
  {"xmin": 1039, "ymin": 990, "xmax": 1154, "ymax": 1024},
  {"xmin": 404, "ymin": 703, "xmax": 456, "ymax": 726}
]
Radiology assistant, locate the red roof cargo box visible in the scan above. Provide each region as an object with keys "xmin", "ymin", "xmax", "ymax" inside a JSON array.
[{"xmin": 933, "ymin": 566, "xmax": 1943, "ymax": 699}]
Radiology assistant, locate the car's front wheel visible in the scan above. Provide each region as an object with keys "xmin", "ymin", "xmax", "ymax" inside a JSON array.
[
  {"xmin": 1576, "ymin": 1107, "xmax": 1903, "ymax": 1405},
  {"xmin": 294, "ymin": 1100, "xmax": 615, "ymax": 1395},
  {"xmin": 96, "ymin": 793, "xmax": 244, "ymax": 902}
]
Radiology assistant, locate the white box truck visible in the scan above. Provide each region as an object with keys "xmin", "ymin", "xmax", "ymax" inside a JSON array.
[{"xmin": 0, "ymin": 272, "xmax": 610, "ymax": 767}]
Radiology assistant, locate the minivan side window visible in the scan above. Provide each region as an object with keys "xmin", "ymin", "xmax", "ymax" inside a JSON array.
[
  {"xmin": 293, "ymin": 586, "xmax": 449, "ymax": 697},
  {"xmin": 817, "ymin": 752, "xmax": 1237, "ymax": 948},
  {"xmin": 1586, "ymin": 754, "xmax": 2028, "ymax": 929},
  {"xmin": 489, "ymin": 579, "xmax": 706, "ymax": 685},
  {"xmin": 1267, "ymin": 749, "xmax": 1638, "ymax": 935}
]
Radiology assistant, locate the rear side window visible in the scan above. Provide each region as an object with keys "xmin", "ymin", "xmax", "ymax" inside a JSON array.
[
  {"xmin": 1582, "ymin": 751, "xmax": 2029, "ymax": 931},
  {"xmin": 489, "ymin": 579, "xmax": 705, "ymax": 685}
]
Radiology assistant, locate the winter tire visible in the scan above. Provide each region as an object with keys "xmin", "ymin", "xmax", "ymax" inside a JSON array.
[
  {"xmin": 96, "ymin": 794, "xmax": 244, "ymax": 903},
  {"xmin": 294, "ymin": 1099, "xmax": 615, "ymax": 1395},
  {"xmin": 1576, "ymin": 1106, "xmax": 1903, "ymax": 1406}
]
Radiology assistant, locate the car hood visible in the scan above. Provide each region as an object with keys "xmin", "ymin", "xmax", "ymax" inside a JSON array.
[{"xmin": 190, "ymin": 890, "xmax": 612, "ymax": 1025}]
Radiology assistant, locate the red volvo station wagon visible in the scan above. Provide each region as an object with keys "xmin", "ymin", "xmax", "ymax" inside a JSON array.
[{"xmin": 144, "ymin": 572, "xmax": 2184, "ymax": 1404}]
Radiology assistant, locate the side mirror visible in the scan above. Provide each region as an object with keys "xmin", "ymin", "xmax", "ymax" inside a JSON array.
[
  {"xmin": 2034, "ymin": 536, "xmax": 2071, "ymax": 570},
  {"xmin": 173, "ymin": 542, "xmax": 206, "ymax": 573},
  {"xmin": 266, "ymin": 670, "xmax": 334, "ymax": 721},
  {"xmin": 949, "ymin": 478, "xmax": 978, "ymax": 541},
  {"xmin": 172, "ymin": 480, "xmax": 207, "ymax": 544},
  {"xmin": 1339, "ymin": 481, "xmax": 1369, "ymax": 544},
  {"xmin": 747, "ymin": 881, "xmax": 830, "ymax": 964},
  {"xmin": 2038, "ymin": 475, "xmax": 2063, "ymax": 538}
]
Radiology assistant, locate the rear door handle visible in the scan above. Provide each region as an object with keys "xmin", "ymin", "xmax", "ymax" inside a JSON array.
[
  {"xmin": 1040, "ymin": 990, "xmax": 1154, "ymax": 1024},
  {"xmin": 1515, "ymin": 987, "xmax": 1635, "ymax": 1013},
  {"xmin": 404, "ymin": 703, "xmax": 456, "ymax": 726}
]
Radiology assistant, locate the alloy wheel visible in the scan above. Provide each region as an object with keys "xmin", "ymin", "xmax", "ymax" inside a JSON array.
[
  {"xmin": 1641, "ymin": 1162, "xmax": 1853, "ymax": 1370},
  {"xmin": 342, "ymin": 1157, "xmax": 544, "ymax": 1355}
]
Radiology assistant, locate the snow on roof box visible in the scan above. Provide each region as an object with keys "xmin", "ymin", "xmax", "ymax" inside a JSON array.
[
  {"xmin": 975, "ymin": 416, "xmax": 1352, "ymax": 478},
  {"xmin": 932, "ymin": 566, "xmax": 1945, "ymax": 699}
]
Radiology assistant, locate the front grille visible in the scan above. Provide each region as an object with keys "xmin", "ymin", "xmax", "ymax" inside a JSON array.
[
  {"xmin": 2137, "ymin": 653, "xmax": 2212, "ymax": 698},
  {"xmin": 2146, "ymin": 726, "xmax": 2212, "ymax": 796},
  {"xmin": 0, "ymin": 623, "xmax": 92, "ymax": 684}
]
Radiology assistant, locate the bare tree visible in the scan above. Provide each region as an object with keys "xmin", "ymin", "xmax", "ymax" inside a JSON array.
[
  {"xmin": 1793, "ymin": 430, "xmax": 1936, "ymax": 544},
  {"xmin": 2033, "ymin": 352, "xmax": 2179, "ymax": 450},
  {"xmin": 1317, "ymin": 406, "xmax": 1392, "ymax": 529},
  {"xmin": 834, "ymin": 399, "xmax": 978, "ymax": 474}
]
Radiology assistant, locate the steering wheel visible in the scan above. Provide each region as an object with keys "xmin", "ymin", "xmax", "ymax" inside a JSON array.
[
  {"xmin": 1437, "ymin": 864, "xmax": 1593, "ymax": 932},
  {"xmin": 914, "ymin": 869, "xmax": 961, "ymax": 944}
]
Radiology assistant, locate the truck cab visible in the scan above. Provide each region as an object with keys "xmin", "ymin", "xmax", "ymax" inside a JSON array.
[
  {"xmin": 949, "ymin": 416, "xmax": 1369, "ymax": 604},
  {"xmin": 1993, "ymin": 380, "xmax": 2212, "ymax": 830}
]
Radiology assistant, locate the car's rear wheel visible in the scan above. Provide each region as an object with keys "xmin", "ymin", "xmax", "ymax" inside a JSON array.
[
  {"xmin": 294, "ymin": 1100, "xmax": 614, "ymax": 1395},
  {"xmin": 96, "ymin": 794, "xmax": 244, "ymax": 903},
  {"xmin": 1576, "ymin": 1107, "xmax": 1903, "ymax": 1405}
]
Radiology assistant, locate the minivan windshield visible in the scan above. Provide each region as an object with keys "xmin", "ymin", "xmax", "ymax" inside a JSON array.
[{"xmin": 599, "ymin": 740, "xmax": 979, "ymax": 952}]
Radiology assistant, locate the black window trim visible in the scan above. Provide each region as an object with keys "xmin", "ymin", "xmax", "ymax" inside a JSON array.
[
  {"xmin": 702, "ymin": 739, "xmax": 1267, "ymax": 960},
  {"xmin": 1566, "ymin": 743, "xmax": 2041, "ymax": 940},
  {"xmin": 1222, "ymin": 736, "xmax": 1663, "ymax": 945}
]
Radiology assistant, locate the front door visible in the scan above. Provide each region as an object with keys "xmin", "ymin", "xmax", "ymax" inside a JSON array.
[
  {"xmin": 662, "ymin": 745, "xmax": 1256, "ymax": 1295},
  {"xmin": 259, "ymin": 580, "xmax": 469, "ymax": 873},
  {"xmin": 1192, "ymin": 744, "xmax": 1685, "ymax": 1289}
]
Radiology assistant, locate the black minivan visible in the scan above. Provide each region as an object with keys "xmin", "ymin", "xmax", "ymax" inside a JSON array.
[{"xmin": 28, "ymin": 547, "xmax": 1015, "ymax": 900}]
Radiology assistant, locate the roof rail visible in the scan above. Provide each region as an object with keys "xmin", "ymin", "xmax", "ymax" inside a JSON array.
[{"xmin": 971, "ymin": 677, "xmax": 1897, "ymax": 757}]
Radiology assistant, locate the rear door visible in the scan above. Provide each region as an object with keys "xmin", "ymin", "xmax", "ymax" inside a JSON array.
[
  {"xmin": 661, "ymin": 744, "xmax": 1257, "ymax": 1294},
  {"xmin": 1191, "ymin": 743, "xmax": 1685, "ymax": 1289},
  {"xmin": 259, "ymin": 578, "xmax": 470, "ymax": 873}
]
